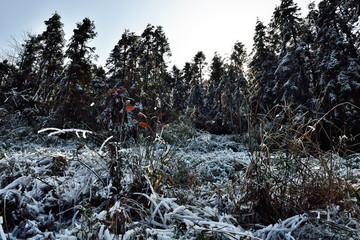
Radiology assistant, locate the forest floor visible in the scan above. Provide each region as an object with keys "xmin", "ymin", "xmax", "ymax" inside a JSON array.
[{"xmin": 1, "ymin": 122, "xmax": 360, "ymax": 239}]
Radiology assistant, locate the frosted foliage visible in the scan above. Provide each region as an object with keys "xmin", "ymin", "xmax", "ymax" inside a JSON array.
[
  {"xmin": 348, "ymin": 60, "xmax": 360, "ymax": 79},
  {"xmin": 295, "ymin": 43, "xmax": 304, "ymax": 53},
  {"xmin": 275, "ymin": 52, "xmax": 292, "ymax": 76},
  {"xmin": 283, "ymin": 79, "xmax": 291, "ymax": 88},
  {"xmin": 354, "ymin": 15, "xmax": 360, "ymax": 29},
  {"xmin": 337, "ymin": 72, "xmax": 351, "ymax": 92},
  {"xmin": 0, "ymin": 217, "xmax": 7, "ymax": 240},
  {"xmin": 254, "ymin": 214, "xmax": 308, "ymax": 239},
  {"xmin": 329, "ymin": 92, "xmax": 337, "ymax": 103},
  {"xmin": 290, "ymin": 83, "xmax": 299, "ymax": 91},
  {"xmin": 327, "ymin": 80, "xmax": 335, "ymax": 88},
  {"xmin": 327, "ymin": 51, "xmax": 340, "ymax": 71},
  {"xmin": 354, "ymin": 80, "xmax": 360, "ymax": 90},
  {"xmin": 0, "ymin": 129, "xmax": 359, "ymax": 239}
]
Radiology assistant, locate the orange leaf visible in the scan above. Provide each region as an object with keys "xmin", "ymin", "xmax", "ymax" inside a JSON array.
[
  {"xmin": 138, "ymin": 122, "xmax": 149, "ymax": 128},
  {"xmin": 158, "ymin": 113, "xmax": 166, "ymax": 117},
  {"xmin": 107, "ymin": 89, "xmax": 117, "ymax": 96},
  {"xmin": 119, "ymin": 88, "xmax": 126, "ymax": 93},
  {"xmin": 132, "ymin": 119, "xmax": 139, "ymax": 124},
  {"xmin": 125, "ymin": 105, "xmax": 135, "ymax": 111}
]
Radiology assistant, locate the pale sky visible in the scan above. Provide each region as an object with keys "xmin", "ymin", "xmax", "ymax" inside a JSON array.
[{"xmin": 0, "ymin": 0, "xmax": 318, "ymax": 68}]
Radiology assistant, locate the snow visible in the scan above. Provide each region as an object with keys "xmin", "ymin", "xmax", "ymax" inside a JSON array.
[
  {"xmin": 0, "ymin": 217, "xmax": 7, "ymax": 240},
  {"xmin": 99, "ymin": 136, "xmax": 114, "ymax": 154},
  {"xmin": 38, "ymin": 128, "xmax": 94, "ymax": 138},
  {"xmin": 1, "ymin": 127, "xmax": 360, "ymax": 239}
]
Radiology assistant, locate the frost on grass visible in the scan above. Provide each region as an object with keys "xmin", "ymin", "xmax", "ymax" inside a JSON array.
[
  {"xmin": 1, "ymin": 128, "xmax": 360, "ymax": 239},
  {"xmin": 0, "ymin": 141, "xmax": 114, "ymax": 239}
]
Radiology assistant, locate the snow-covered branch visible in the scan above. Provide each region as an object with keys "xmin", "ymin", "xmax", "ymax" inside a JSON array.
[{"xmin": 38, "ymin": 128, "xmax": 93, "ymax": 138}]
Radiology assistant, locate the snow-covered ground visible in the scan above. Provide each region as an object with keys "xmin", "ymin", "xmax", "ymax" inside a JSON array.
[{"xmin": 1, "ymin": 125, "xmax": 360, "ymax": 239}]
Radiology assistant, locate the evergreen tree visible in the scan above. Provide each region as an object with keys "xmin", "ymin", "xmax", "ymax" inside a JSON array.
[
  {"xmin": 153, "ymin": 26, "xmax": 172, "ymax": 113},
  {"xmin": 140, "ymin": 24, "xmax": 156, "ymax": 93},
  {"xmin": 301, "ymin": 2, "xmax": 321, "ymax": 101},
  {"xmin": 101, "ymin": 24, "xmax": 172, "ymax": 133},
  {"xmin": 0, "ymin": 60, "xmax": 17, "ymax": 104},
  {"xmin": 171, "ymin": 65, "xmax": 186, "ymax": 114},
  {"xmin": 270, "ymin": 0, "xmax": 311, "ymax": 107},
  {"xmin": 188, "ymin": 51, "xmax": 206, "ymax": 128},
  {"xmin": 55, "ymin": 17, "xmax": 97, "ymax": 126},
  {"xmin": 182, "ymin": 62, "xmax": 193, "ymax": 110},
  {"xmin": 139, "ymin": 24, "xmax": 171, "ymax": 114},
  {"xmin": 249, "ymin": 19, "xmax": 277, "ymax": 111},
  {"xmin": 0, "ymin": 33, "xmax": 43, "ymax": 124},
  {"xmin": 0, "ymin": 60, "xmax": 9, "ymax": 88},
  {"xmin": 205, "ymin": 52, "xmax": 225, "ymax": 132},
  {"xmin": 208, "ymin": 53, "xmax": 224, "ymax": 88},
  {"xmin": 316, "ymin": 0, "xmax": 360, "ymax": 108},
  {"xmin": 315, "ymin": 0, "xmax": 360, "ymax": 145},
  {"xmin": 15, "ymin": 34, "xmax": 42, "ymax": 93},
  {"xmin": 192, "ymin": 51, "xmax": 206, "ymax": 84},
  {"xmin": 226, "ymin": 41, "xmax": 248, "ymax": 133},
  {"xmin": 153, "ymin": 26, "xmax": 171, "ymax": 82},
  {"xmin": 88, "ymin": 65, "xmax": 107, "ymax": 130},
  {"xmin": 102, "ymin": 30, "xmax": 141, "ymax": 133},
  {"xmin": 106, "ymin": 29, "xmax": 140, "ymax": 91},
  {"xmin": 34, "ymin": 12, "xmax": 65, "ymax": 104},
  {"xmin": 65, "ymin": 18, "xmax": 97, "ymax": 88}
]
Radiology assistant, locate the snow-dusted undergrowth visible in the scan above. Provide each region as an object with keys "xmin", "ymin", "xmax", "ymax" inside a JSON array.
[{"xmin": 1, "ymin": 126, "xmax": 360, "ymax": 239}]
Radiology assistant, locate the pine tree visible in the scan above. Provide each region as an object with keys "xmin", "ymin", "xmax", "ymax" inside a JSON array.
[
  {"xmin": 270, "ymin": 0, "xmax": 311, "ymax": 107},
  {"xmin": 192, "ymin": 51, "xmax": 206, "ymax": 84},
  {"xmin": 34, "ymin": 12, "xmax": 65, "ymax": 104},
  {"xmin": 226, "ymin": 41, "xmax": 248, "ymax": 133},
  {"xmin": 188, "ymin": 52, "xmax": 206, "ymax": 127},
  {"xmin": 101, "ymin": 30, "xmax": 141, "ymax": 133},
  {"xmin": 249, "ymin": 19, "xmax": 277, "ymax": 111},
  {"xmin": 206, "ymin": 52, "xmax": 224, "ymax": 129},
  {"xmin": 139, "ymin": 24, "xmax": 172, "ymax": 114},
  {"xmin": 170, "ymin": 65, "xmax": 186, "ymax": 114},
  {"xmin": 101, "ymin": 25, "xmax": 172, "ymax": 133},
  {"xmin": 106, "ymin": 29, "xmax": 140, "ymax": 91},
  {"xmin": 88, "ymin": 64, "xmax": 107, "ymax": 130},
  {"xmin": 140, "ymin": 24, "xmax": 155, "ymax": 93},
  {"xmin": 15, "ymin": 34, "xmax": 42, "ymax": 93},
  {"xmin": 0, "ymin": 60, "xmax": 17, "ymax": 104},
  {"xmin": 153, "ymin": 26, "xmax": 172, "ymax": 113},
  {"xmin": 182, "ymin": 62, "xmax": 193, "ymax": 109},
  {"xmin": 153, "ymin": 26, "xmax": 171, "ymax": 82},
  {"xmin": 315, "ymin": 0, "xmax": 360, "ymax": 144},
  {"xmin": 0, "ymin": 60, "xmax": 9, "ymax": 88},
  {"xmin": 65, "ymin": 18, "xmax": 97, "ymax": 88},
  {"xmin": 55, "ymin": 17, "xmax": 97, "ymax": 126},
  {"xmin": 301, "ymin": 2, "xmax": 321, "ymax": 102}
]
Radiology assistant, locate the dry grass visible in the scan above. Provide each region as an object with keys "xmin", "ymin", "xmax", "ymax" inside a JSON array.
[{"xmin": 234, "ymin": 101, "xmax": 359, "ymax": 225}]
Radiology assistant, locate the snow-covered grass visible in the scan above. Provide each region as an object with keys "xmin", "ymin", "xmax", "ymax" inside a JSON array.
[{"xmin": 1, "ymin": 123, "xmax": 360, "ymax": 239}]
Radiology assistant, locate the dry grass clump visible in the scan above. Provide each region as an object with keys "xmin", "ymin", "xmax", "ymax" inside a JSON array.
[{"xmin": 235, "ymin": 102, "xmax": 358, "ymax": 225}]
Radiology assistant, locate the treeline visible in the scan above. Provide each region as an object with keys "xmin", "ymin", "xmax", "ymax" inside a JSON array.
[{"xmin": 1, "ymin": 0, "xmax": 360, "ymax": 150}]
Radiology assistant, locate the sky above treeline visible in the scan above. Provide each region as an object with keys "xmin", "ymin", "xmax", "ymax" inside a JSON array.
[{"xmin": 0, "ymin": 0, "xmax": 319, "ymax": 68}]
